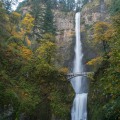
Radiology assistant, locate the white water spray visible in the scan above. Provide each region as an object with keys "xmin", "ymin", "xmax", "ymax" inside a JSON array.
[{"xmin": 71, "ymin": 12, "xmax": 88, "ymax": 120}]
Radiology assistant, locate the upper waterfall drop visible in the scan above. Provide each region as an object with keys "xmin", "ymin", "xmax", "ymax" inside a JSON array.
[
  {"xmin": 70, "ymin": 12, "xmax": 88, "ymax": 120},
  {"xmin": 71, "ymin": 12, "xmax": 83, "ymax": 94}
]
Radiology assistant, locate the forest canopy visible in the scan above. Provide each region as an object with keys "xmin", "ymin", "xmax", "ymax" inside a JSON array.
[
  {"xmin": 0, "ymin": 0, "xmax": 74, "ymax": 119},
  {"xmin": 0, "ymin": 0, "xmax": 120, "ymax": 120}
]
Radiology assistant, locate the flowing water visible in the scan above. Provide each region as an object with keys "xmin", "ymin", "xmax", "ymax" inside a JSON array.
[{"xmin": 71, "ymin": 12, "xmax": 88, "ymax": 120}]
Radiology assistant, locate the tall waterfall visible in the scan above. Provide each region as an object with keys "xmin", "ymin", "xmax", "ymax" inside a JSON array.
[{"xmin": 71, "ymin": 12, "xmax": 88, "ymax": 120}]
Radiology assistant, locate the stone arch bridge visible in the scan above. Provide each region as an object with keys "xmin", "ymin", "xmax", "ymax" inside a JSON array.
[{"xmin": 66, "ymin": 72, "xmax": 94, "ymax": 80}]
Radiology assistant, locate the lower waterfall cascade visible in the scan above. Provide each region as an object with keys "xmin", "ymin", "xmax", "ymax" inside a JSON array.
[{"xmin": 70, "ymin": 12, "xmax": 88, "ymax": 120}]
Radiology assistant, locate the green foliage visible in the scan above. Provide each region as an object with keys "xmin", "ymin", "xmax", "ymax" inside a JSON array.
[
  {"xmin": 21, "ymin": 13, "xmax": 34, "ymax": 36},
  {"xmin": 36, "ymin": 41, "xmax": 56, "ymax": 64},
  {"xmin": 88, "ymin": 12, "xmax": 120, "ymax": 120},
  {"xmin": 0, "ymin": 3, "xmax": 10, "ymax": 39},
  {"xmin": 93, "ymin": 21, "xmax": 111, "ymax": 54},
  {"xmin": 0, "ymin": 3, "xmax": 73, "ymax": 119},
  {"xmin": 43, "ymin": 1, "xmax": 56, "ymax": 35},
  {"xmin": 88, "ymin": 62, "xmax": 120, "ymax": 120},
  {"xmin": 110, "ymin": 0, "xmax": 120, "ymax": 15}
]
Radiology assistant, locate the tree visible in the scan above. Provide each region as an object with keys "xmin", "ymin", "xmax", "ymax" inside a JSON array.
[
  {"xmin": 0, "ymin": 2, "xmax": 10, "ymax": 39},
  {"xmin": 0, "ymin": 1, "xmax": 74, "ymax": 119},
  {"xmin": 88, "ymin": 7, "xmax": 120, "ymax": 120},
  {"xmin": 21, "ymin": 13, "xmax": 34, "ymax": 34},
  {"xmin": 31, "ymin": 0, "xmax": 46, "ymax": 40},
  {"xmin": 43, "ymin": 1, "xmax": 56, "ymax": 35},
  {"xmin": 110, "ymin": 0, "xmax": 120, "ymax": 15},
  {"xmin": 93, "ymin": 22, "xmax": 111, "ymax": 54},
  {"xmin": 37, "ymin": 41, "xmax": 56, "ymax": 64},
  {"xmin": 87, "ymin": 21, "xmax": 115, "ymax": 68}
]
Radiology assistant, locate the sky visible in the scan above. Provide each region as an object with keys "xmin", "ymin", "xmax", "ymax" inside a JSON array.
[{"xmin": 12, "ymin": 0, "xmax": 24, "ymax": 10}]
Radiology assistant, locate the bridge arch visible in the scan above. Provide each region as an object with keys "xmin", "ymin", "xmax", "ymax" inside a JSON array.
[{"xmin": 67, "ymin": 72, "xmax": 94, "ymax": 80}]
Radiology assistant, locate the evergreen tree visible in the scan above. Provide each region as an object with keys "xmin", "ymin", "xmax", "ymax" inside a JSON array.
[
  {"xmin": 43, "ymin": 1, "xmax": 56, "ymax": 35},
  {"xmin": 110, "ymin": 0, "xmax": 120, "ymax": 15},
  {"xmin": 58, "ymin": 0, "xmax": 75, "ymax": 11},
  {"xmin": 51, "ymin": 0, "xmax": 58, "ymax": 9},
  {"xmin": 30, "ymin": 0, "xmax": 46, "ymax": 40}
]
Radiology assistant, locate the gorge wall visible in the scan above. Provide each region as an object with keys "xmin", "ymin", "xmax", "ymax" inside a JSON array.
[
  {"xmin": 80, "ymin": 0, "xmax": 111, "ymax": 71},
  {"xmin": 54, "ymin": 10, "xmax": 75, "ymax": 68}
]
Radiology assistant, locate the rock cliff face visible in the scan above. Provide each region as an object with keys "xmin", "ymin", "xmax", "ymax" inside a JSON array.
[
  {"xmin": 81, "ymin": 0, "xmax": 110, "ymax": 30},
  {"xmin": 54, "ymin": 10, "xmax": 75, "ymax": 68},
  {"xmin": 80, "ymin": 0, "xmax": 111, "ymax": 71}
]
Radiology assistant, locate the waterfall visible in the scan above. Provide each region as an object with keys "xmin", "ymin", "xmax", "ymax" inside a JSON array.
[
  {"xmin": 70, "ymin": 12, "xmax": 88, "ymax": 120},
  {"xmin": 89, "ymin": 0, "xmax": 91, "ymax": 2}
]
